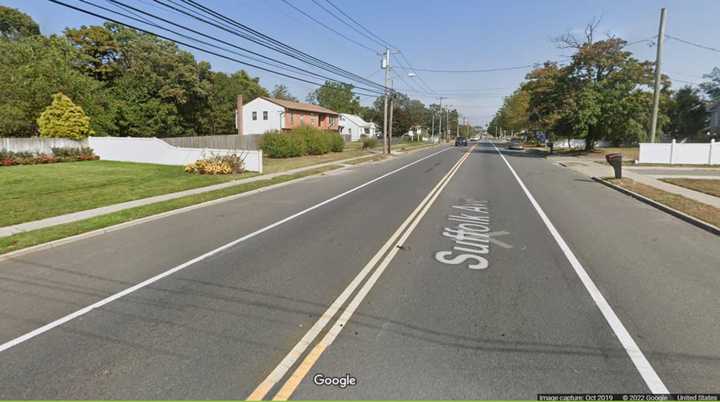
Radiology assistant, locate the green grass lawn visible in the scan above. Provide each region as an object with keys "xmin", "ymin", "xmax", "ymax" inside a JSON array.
[
  {"xmin": 0, "ymin": 166, "xmax": 338, "ymax": 255},
  {"xmin": 0, "ymin": 160, "xmax": 256, "ymax": 227}
]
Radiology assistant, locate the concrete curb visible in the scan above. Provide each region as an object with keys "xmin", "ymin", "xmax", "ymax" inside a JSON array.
[{"xmin": 592, "ymin": 177, "xmax": 720, "ymax": 236}]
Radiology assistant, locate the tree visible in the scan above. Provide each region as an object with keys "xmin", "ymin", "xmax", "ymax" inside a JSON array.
[
  {"xmin": 37, "ymin": 92, "xmax": 93, "ymax": 139},
  {"xmin": 666, "ymin": 86, "xmax": 709, "ymax": 141},
  {"xmin": 0, "ymin": 35, "xmax": 102, "ymax": 136},
  {"xmin": 700, "ymin": 67, "xmax": 720, "ymax": 101},
  {"xmin": 0, "ymin": 6, "xmax": 39, "ymax": 40},
  {"xmin": 200, "ymin": 70, "xmax": 268, "ymax": 135},
  {"xmin": 520, "ymin": 21, "xmax": 667, "ymax": 149},
  {"xmin": 65, "ymin": 25, "xmax": 120, "ymax": 81},
  {"xmin": 270, "ymin": 84, "xmax": 298, "ymax": 101},
  {"xmin": 307, "ymin": 81, "xmax": 361, "ymax": 114}
]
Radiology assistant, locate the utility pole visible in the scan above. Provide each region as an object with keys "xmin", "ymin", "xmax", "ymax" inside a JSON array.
[
  {"xmin": 431, "ymin": 112, "xmax": 435, "ymax": 143},
  {"xmin": 382, "ymin": 48, "xmax": 391, "ymax": 154},
  {"xmin": 437, "ymin": 97, "xmax": 446, "ymax": 143},
  {"xmin": 650, "ymin": 8, "xmax": 667, "ymax": 143},
  {"xmin": 445, "ymin": 106, "xmax": 450, "ymax": 141},
  {"xmin": 388, "ymin": 94, "xmax": 394, "ymax": 148}
]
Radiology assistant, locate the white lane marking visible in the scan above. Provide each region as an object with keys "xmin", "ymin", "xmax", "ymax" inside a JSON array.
[
  {"xmin": 0, "ymin": 147, "xmax": 452, "ymax": 355},
  {"xmin": 268, "ymin": 147, "xmax": 475, "ymax": 401},
  {"xmin": 489, "ymin": 141, "xmax": 669, "ymax": 394}
]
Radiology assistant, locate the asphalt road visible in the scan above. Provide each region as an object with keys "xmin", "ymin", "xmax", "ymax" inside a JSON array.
[{"xmin": 0, "ymin": 141, "xmax": 717, "ymax": 399}]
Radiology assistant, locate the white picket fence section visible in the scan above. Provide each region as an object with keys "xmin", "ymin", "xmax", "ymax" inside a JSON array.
[
  {"xmin": 639, "ymin": 139, "xmax": 718, "ymax": 165},
  {"xmin": 1, "ymin": 137, "xmax": 86, "ymax": 153},
  {"xmin": 88, "ymin": 137, "xmax": 263, "ymax": 172}
]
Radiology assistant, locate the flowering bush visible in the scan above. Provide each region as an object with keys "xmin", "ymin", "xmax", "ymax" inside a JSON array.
[
  {"xmin": 0, "ymin": 147, "xmax": 98, "ymax": 167},
  {"xmin": 185, "ymin": 154, "xmax": 246, "ymax": 175}
]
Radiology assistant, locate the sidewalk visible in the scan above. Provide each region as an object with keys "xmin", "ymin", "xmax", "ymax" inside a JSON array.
[
  {"xmin": 0, "ymin": 152, "xmax": 389, "ymax": 238},
  {"xmin": 549, "ymin": 155, "xmax": 720, "ymax": 208}
]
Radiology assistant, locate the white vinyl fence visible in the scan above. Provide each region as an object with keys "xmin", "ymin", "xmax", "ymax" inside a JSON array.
[
  {"xmin": 88, "ymin": 137, "xmax": 263, "ymax": 172},
  {"xmin": 639, "ymin": 139, "xmax": 718, "ymax": 165},
  {"xmin": 1, "ymin": 137, "xmax": 86, "ymax": 153},
  {"xmin": 552, "ymin": 138, "xmax": 611, "ymax": 149}
]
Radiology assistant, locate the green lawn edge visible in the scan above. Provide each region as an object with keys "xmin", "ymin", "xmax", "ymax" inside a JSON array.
[{"xmin": 0, "ymin": 165, "xmax": 338, "ymax": 255}]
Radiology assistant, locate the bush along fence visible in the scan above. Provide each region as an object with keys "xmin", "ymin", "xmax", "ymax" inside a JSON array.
[
  {"xmin": 260, "ymin": 127, "xmax": 344, "ymax": 158},
  {"xmin": 0, "ymin": 136, "xmax": 263, "ymax": 172},
  {"xmin": 0, "ymin": 147, "xmax": 98, "ymax": 166},
  {"xmin": 639, "ymin": 139, "xmax": 719, "ymax": 165}
]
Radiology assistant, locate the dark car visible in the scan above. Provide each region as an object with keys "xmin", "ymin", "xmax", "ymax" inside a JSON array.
[{"xmin": 455, "ymin": 137, "xmax": 468, "ymax": 146}]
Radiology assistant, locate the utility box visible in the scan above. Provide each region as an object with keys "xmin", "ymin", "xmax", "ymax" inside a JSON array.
[{"xmin": 605, "ymin": 153, "xmax": 623, "ymax": 179}]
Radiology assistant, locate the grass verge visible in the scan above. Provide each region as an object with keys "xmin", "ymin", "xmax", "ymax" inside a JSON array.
[
  {"xmin": 607, "ymin": 178, "xmax": 720, "ymax": 227},
  {"xmin": 0, "ymin": 166, "xmax": 338, "ymax": 256},
  {"xmin": 660, "ymin": 178, "xmax": 720, "ymax": 198},
  {"xmin": 0, "ymin": 160, "xmax": 257, "ymax": 227}
]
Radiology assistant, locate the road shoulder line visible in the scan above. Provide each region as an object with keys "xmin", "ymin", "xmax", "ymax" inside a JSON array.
[{"xmin": 490, "ymin": 142, "xmax": 669, "ymax": 394}]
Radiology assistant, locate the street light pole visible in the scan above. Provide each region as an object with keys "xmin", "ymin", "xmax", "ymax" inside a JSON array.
[{"xmin": 382, "ymin": 48, "xmax": 391, "ymax": 154}]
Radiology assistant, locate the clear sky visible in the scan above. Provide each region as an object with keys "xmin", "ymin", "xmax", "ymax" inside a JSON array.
[{"xmin": 4, "ymin": 0, "xmax": 719, "ymax": 126}]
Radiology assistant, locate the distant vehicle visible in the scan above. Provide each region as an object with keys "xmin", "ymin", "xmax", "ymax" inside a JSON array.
[
  {"xmin": 508, "ymin": 138, "xmax": 524, "ymax": 150},
  {"xmin": 455, "ymin": 137, "xmax": 468, "ymax": 146},
  {"xmin": 470, "ymin": 136, "xmax": 480, "ymax": 141}
]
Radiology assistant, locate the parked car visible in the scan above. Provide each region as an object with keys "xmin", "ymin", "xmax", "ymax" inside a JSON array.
[
  {"xmin": 455, "ymin": 137, "xmax": 468, "ymax": 146},
  {"xmin": 508, "ymin": 138, "xmax": 524, "ymax": 150}
]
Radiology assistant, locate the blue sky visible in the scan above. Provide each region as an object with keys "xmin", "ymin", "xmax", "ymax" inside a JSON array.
[{"xmin": 4, "ymin": 0, "xmax": 720, "ymax": 125}]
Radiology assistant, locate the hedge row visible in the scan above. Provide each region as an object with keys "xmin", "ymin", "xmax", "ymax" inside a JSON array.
[
  {"xmin": 260, "ymin": 127, "xmax": 344, "ymax": 158},
  {"xmin": 0, "ymin": 147, "xmax": 98, "ymax": 166}
]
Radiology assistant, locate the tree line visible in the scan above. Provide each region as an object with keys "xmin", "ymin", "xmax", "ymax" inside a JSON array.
[
  {"xmin": 0, "ymin": 6, "xmax": 453, "ymax": 139},
  {"xmin": 488, "ymin": 21, "xmax": 720, "ymax": 149}
]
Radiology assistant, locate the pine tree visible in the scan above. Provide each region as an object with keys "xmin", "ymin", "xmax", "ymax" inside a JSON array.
[{"xmin": 37, "ymin": 92, "xmax": 94, "ymax": 140}]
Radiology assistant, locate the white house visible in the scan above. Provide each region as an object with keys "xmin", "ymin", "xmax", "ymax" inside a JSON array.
[
  {"xmin": 339, "ymin": 114, "xmax": 376, "ymax": 140},
  {"xmin": 240, "ymin": 96, "xmax": 340, "ymax": 135}
]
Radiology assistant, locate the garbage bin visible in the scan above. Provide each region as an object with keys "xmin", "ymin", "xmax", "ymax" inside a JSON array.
[{"xmin": 605, "ymin": 153, "xmax": 623, "ymax": 179}]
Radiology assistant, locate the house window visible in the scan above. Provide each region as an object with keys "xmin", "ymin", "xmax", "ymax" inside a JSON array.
[
  {"xmin": 263, "ymin": 111, "xmax": 268, "ymax": 120},
  {"xmin": 252, "ymin": 111, "xmax": 257, "ymax": 121},
  {"xmin": 364, "ymin": 128, "xmax": 370, "ymax": 134},
  {"xmin": 348, "ymin": 128, "xmax": 352, "ymax": 134},
  {"xmin": 329, "ymin": 116, "xmax": 337, "ymax": 126}
]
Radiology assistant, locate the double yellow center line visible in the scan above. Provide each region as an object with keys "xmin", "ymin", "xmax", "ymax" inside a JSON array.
[{"xmin": 248, "ymin": 145, "xmax": 475, "ymax": 401}]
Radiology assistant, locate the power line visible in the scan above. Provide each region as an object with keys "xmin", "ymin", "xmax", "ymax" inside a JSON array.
[
  {"xmin": 311, "ymin": 0, "xmax": 438, "ymax": 96},
  {"xmin": 47, "ymin": 0, "xmax": 382, "ymax": 97},
  {"xmin": 324, "ymin": 0, "xmax": 391, "ymax": 48},
  {"xmin": 165, "ymin": 0, "xmax": 388, "ymax": 92},
  {"xmin": 277, "ymin": 0, "xmax": 378, "ymax": 54},
  {"xmin": 93, "ymin": 0, "xmax": 365, "ymax": 85},
  {"xmin": 309, "ymin": 0, "xmax": 385, "ymax": 49},
  {"xmin": 665, "ymin": 34, "xmax": 720, "ymax": 54},
  {"xmin": 396, "ymin": 64, "xmax": 536, "ymax": 74}
]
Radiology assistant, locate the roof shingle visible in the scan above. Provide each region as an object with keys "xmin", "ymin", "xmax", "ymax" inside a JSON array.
[{"xmin": 261, "ymin": 97, "xmax": 338, "ymax": 115}]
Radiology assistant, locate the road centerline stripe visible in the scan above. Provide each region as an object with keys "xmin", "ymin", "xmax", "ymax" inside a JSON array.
[
  {"xmin": 489, "ymin": 141, "xmax": 669, "ymax": 394},
  {"xmin": 0, "ymin": 146, "xmax": 451, "ymax": 355},
  {"xmin": 256, "ymin": 146, "xmax": 475, "ymax": 401}
]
